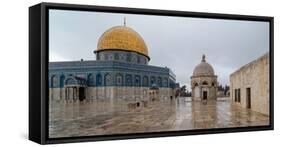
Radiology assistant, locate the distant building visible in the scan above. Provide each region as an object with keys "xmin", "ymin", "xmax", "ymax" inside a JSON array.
[
  {"xmin": 191, "ymin": 55, "xmax": 218, "ymax": 101},
  {"xmin": 49, "ymin": 21, "xmax": 177, "ymax": 102},
  {"xmin": 230, "ymin": 53, "xmax": 269, "ymax": 115}
]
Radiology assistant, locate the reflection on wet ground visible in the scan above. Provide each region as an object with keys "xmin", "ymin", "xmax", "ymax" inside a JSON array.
[{"xmin": 49, "ymin": 97, "xmax": 269, "ymax": 138}]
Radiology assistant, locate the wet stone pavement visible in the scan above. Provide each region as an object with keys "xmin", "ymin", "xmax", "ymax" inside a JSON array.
[{"xmin": 49, "ymin": 97, "xmax": 269, "ymax": 138}]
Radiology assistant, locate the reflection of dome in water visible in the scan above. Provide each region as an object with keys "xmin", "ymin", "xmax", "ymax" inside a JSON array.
[
  {"xmin": 193, "ymin": 55, "xmax": 215, "ymax": 76},
  {"xmin": 96, "ymin": 26, "xmax": 149, "ymax": 58}
]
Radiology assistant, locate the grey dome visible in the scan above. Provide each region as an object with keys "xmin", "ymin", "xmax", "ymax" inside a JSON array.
[{"xmin": 193, "ymin": 55, "xmax": 215, "ymax": 76}]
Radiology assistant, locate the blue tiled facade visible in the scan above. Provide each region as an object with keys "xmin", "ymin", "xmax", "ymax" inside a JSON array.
[{"xmin": 49, "ymin": 60, "xmax": 177, "ymax": 89}]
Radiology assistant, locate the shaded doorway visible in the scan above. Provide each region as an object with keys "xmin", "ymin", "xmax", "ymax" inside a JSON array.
[
  {"xmin": 79, "ymin": 87, "xmax": 85, "ymax": 101},
  {"xmin": 246, "ymin": 88, "xmax": 251, "ymax": 109},
  {"xmin": 203, "ymin": 91, "xmax": 207, "ymax": 100}
]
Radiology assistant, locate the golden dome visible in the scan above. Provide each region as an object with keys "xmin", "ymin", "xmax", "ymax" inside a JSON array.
[{"xmin": 96, "ymin": 26, "xmax": 149, "ymax": 58}]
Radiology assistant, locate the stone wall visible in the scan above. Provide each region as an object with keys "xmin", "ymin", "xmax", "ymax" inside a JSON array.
[{"xmin": 230, "ymin": 53, "xmax": 269, "ymax": 115}]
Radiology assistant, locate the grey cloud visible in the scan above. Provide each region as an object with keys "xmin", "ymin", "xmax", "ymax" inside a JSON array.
[{"xmin": 49, "ymin": 10, "xmax": 269, "ymax": 90}]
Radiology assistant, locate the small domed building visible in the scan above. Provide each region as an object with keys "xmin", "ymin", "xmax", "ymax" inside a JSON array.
[
  {"xmin": 191, "ymin": 55, "xmax": 217, "ymax": 101},
  {"xmin": 49, "ymin": 20, "xmax": 178, "ymax": 102}
]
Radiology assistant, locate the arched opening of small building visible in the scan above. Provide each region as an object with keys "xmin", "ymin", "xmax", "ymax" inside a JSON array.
[
  {"xmin": 202, "ymin": 81, "xmax": 208, "ymax": 85},
  {"xmin": 79, "ymin": 87, "xmax": 85, "ymax": 101},
  {"xmin": 203, "ymin": 91, "xmax": 208, "ymax": 100}
]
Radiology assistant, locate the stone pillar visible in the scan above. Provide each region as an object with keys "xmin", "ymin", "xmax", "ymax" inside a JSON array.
[
  {"xmin": 199, "ymin": 86, "xmax": 202, "ymax": 100},
  {"xmin": 73, "ymin": 87, "xmax": 76, "ymax": 101},
  {"xmin": 191, "ymin": 88, "xmax": 194, "ymax": 98},
  {"xmin": 65, "ymin": 88, "xmax": 68, "ymax": 101},
  {"xmin": 75, "ymin": 87, "xmax": 78, "ymax": 101}
]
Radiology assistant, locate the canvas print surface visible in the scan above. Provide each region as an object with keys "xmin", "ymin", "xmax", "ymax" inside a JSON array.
[{"xmin": 48, "ymin": 9, "xmax": 270, "ymax": 138}]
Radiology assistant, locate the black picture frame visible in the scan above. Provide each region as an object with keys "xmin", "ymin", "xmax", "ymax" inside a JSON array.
[{"xmin": 29, "ymin": 2, "xmax": 274, "ymax": 144}]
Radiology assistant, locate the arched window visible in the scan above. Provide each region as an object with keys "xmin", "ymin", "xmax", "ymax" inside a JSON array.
[
  {"xmin": 157, "ymin": 77, "xmax": 162, "ymax": 87},
  {"xmin": 163, "ymin": 78, "xmax": 168, "ymax": 87},
  {"xmin": 96, "ymin": 74, "xmax": 102, "ymax": 86},
  {"xmin": 60, "ymin": 75, "xmax": 65, "ymax": 88},
  {"xmin": 96, "ymin": 54, "xmax": 100, "ymax": 60},
  {"xmin": 137, "ymin": 56, "xmax": 141, "ymax": 63},
  {"xmin": 135, "ymin": 75, "xmax": 141, "ymax": 86},
  {"xmin": 150, "ymin": 76, "xmax": 155, "ymax": 85},
  {"xmin": 100, "ymin": 54, "xmax": 104, "ymax": 60},
  {"xmin": 87, "ymin": 74, "xmax": 95, "ymax": 86},
  {"xmin": 104, "ymin": 53, "xmax": 108, "ymax": 60},
  {"xmin": 194, "ymin": 82, "xmax": 198, "ymax": 87},
  {"xmin": 104, "ymin": 73, "xmax": 112, "ymax": 86},
  {"xmin": 114, "ymin": 53, "xmax": 119, "ymax": 60},
  {"xmin": 51, "ymin": 75, "xmax": 59, "ymax": 88},
  {"xmin": 132, "ymin": 55, "xmax": 137, "ymax": 63},
  {"xmin": 125, "ymin": 74, "xmax": 132, "ymax": 86},
  {"xmin": 116, "ymin": 74, "xmax": 123, "ymax": 86},
  {"xmin": 109, "ymin": 54, "xmax": 113, "ymax": 60},
  {"xmin": 120, "ymin": 53, "xmax": 125, "ymax": 61},
  {"xmin": 212, "ymin": 82, "xmax": 215, "ymax": 86},
  {"xmin": 202, "ymin": 81, "xmax": 208, "ymax": 85},
  {"xmin": 143, "ymin": 76, "xmax": 149, "ymax": 87},
  {"xmin": 126, "ymin": 53, "xmax": 131, "ymax": 62}
]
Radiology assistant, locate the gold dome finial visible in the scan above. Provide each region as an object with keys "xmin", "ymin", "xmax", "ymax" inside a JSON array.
[{"xmin": 124, "ymin": 17, "xmax": 126, "ymax": 27}]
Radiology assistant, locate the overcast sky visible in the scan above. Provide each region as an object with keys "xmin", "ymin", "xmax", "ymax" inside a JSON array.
[{"xmin": 49, "ymin": 9, "xmax": 269, "ymax": 90}]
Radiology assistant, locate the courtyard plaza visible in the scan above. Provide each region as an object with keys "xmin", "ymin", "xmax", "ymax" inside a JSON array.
[{"xmin": 49, "ymin": 97, "xmax": 269, "ymax": 138}]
